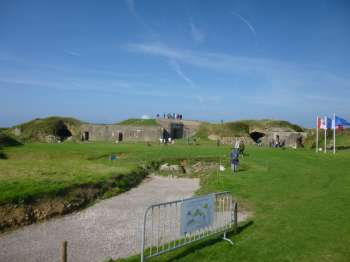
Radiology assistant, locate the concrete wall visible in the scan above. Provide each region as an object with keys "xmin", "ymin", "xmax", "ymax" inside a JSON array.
[
  {"xmin": 217, "ymin": 132, "xmax": 307, "ymax": 148},
  {"xmin": 80, "ymin": 124, "xmax": 162, "ymax": 142},
  {"xmin": 261, "ymin": 131, "xmax": 307, "ymax": 147}
]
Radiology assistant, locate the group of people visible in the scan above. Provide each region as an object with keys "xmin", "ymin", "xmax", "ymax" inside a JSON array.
[
  {"xmin": 156, "ymin": 113, "xmax": 183, "ymax": 120},
  {"xmin": 269, "ymin": 135, "xmax": 285, "ymax": 148}
]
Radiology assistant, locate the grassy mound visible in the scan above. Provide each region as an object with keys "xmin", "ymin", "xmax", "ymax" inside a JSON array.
[
  {"xmin": 118, "ymin": 118, "xmax": 159, "ymax": 126},
  {"xmin": 240, "ymin": 119, "xmax": 304, "ymax": 132},
  {"xmin": 196, "ymin": 119, "xmax": 304, "ymax": 139},
  {"xmin": 0, "ymin": 130, "xmax": 22, "ymax": 160},
  {"xmin": 15, "ymin": 116, "xmax": 82, "ymax": 142},
  {"xmin": 0, "ymin": 130, "xmax": 22, "ymax": 147}
]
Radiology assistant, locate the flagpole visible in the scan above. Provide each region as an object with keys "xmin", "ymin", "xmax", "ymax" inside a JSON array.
[
  {"xmin": 324, "ymin": 116, "xmax": 327, "ymax": 153},
  {"xmin": 333, "ymin": 112, "xmax": 336, "ymax": 154},
  {"xmin": 316, "ymin": 116, "xmax": 319, "ymax": 153}
]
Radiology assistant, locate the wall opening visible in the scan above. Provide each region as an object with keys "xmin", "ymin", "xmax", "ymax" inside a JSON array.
[
  {"xmin": 55, "ymin": 121, "xmax": 72, "ymax": 141},
  {"xmin": 170, "ymin": 123, "xmax": 184, "ymax": 139},
  {"xmin": 82, "ymin": 131, "xmax": 89, "ymax": 141},
  {"xmin": 249, "ymin": 131, "xmax": 265, "ymax": 143},
  {"xmin": 81, "ymin": 131, "xmax": 90, "ymax": 141},
  {"xmin": 118, "ymin": 132, "xmax": 123, "ymax": 142}
]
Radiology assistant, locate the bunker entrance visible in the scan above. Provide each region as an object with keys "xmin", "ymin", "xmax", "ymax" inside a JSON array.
[
  {"xmin": 82, "ymin": 131, "xmax": 89, "ymax": 141},
  {"xmin": 249, "ymin": 131, "xmax": 265, "ymax": 143},
  {"xmin": 118, "ymin": 132, "xmax": 123, "ymax": 142},
  {"xmin": 170, "ymin": 123, "xmax": 184, "ymax": 139},
  {"xmin": 55, "ymin": 121, "xmax": 72, "ymax": 141}
]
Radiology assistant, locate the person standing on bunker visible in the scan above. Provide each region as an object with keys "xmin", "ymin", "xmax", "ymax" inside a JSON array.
[{"xmin": 230, "ymin": 147, "xmax": 240, "ymax": 173}]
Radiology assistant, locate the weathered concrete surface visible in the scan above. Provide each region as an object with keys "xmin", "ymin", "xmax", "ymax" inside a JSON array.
[
  {"xmin": 0, "ymin": 176, "xmax": 200, "ymax": 262},
  {"xmin": 80, "ymin": 124, "xmax": 162, "ymax": 142}
]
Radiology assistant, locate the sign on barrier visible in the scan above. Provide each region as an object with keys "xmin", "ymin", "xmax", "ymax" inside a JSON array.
[
  {"xmin": 141, "ymin": 192, "xmax": 238, "ymax": 262},
  {"xmin": 181, "ymin": 195, "xmax": 214, "ymax": 235}
]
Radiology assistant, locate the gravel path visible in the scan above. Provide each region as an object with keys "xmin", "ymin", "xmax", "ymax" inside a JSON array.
[{"xmin": 0, "ymin": 176, "xmax": 200, "ymax": 262}]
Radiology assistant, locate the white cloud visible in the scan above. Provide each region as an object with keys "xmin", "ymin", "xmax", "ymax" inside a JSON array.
[
  {"xmin": 190, "ymin": 22, "xmax": 205, "ymax": 43},
  {"xmin": 126, "ymin": 42, "xmax": 350, "ymax": 105},
  {"xmin": 126, "ymin": 42, "xmax": 286, "ymax": 75}
]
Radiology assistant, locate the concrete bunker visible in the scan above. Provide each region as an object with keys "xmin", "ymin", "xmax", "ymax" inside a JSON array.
[{"xmin": 249, "ymin": 131, "xmax": 265, "ymax": 143}]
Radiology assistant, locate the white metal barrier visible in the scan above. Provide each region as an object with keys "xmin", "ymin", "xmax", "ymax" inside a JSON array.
[{"xmin": 141, "ymin": 192, "xmax": 238, "ymax": 261}]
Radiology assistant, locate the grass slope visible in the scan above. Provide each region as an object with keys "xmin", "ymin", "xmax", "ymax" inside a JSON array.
[
  {"xmin": 0, "ymin": 143, "xmax": 134, "ymax": 204},
  {"xmin": 0, "ymin": 130, "xmax": 22, "ymax": 147},
  {"xmin": 0, "ymin": 130, "xmax": 22, "ymax": 159},
  {"xmin": 118, "ymin": 118, "xmax": 159, "ymax": 126},
  {"xmin": 0, "ymin": 141, "xmax": 221, "ymax": 204}
]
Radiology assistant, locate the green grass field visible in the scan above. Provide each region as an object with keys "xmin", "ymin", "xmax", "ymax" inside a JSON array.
[
  {"xmin": 1, "ymin": 141, "xmax": 350, "ymax": 261},
  {"xmin": 0, "ymin": 141, "xmax": 228, "ymax": 204},
  {"xmin": 117, "ymin": 145, "xmax": 349, "ymax": 261}
]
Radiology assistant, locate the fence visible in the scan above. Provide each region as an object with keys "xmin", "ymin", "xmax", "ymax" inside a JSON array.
[{"xmin": 141, "ymin": 192, "xmax": 238, "ymax": 261}]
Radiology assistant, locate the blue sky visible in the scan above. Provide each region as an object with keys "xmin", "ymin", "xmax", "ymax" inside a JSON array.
[{"xmin": 1, "ymin": 0, "xmax": 349, "ymax": 127}]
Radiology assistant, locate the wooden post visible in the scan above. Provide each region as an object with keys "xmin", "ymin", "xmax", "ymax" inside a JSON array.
[
  {"xmin": 61, "ymin": 241, "xmax": 67, "ymax": 262},
  {"xmin": 234, "ymin": 202, "xmax": 238, "ymax": 234}
]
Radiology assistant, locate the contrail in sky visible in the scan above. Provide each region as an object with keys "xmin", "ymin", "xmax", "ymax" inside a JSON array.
[
  {"xmin": 168, "ymin": 59, "xmax": 197, "ymax": 89},
  {"xmin": 230, "ymin": 11, "xmax": 257, "ymax": 38}
]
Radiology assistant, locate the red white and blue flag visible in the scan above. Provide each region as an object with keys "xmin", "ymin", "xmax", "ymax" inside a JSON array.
[{"xmin": 317, "ymin": 116, "xmax": 332, "ymax": 129}]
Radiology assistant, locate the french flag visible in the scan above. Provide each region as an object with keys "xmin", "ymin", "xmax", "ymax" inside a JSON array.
[{"xmin": 317, "ymin": 116, "xmax": 332, "ymax": 130}]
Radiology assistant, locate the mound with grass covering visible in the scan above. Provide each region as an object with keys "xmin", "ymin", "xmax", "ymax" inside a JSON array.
[
  {"xmin": 0, "ymin": 130, "xmax": 22, "ymax": 147},
  {"xmin": 0, "ymin": 130, "xmax": 22, "ymax": 159},
  {"xmin": 196, "ymin": 119, "xmax": 304, "ymax": 140},
  {"xmin": 118, "ymin": 118, "xmax": 159, "ymax": 126},
  {"xmin": 15, "ymin": 116, "xmax": 82, "ymax": 142}
]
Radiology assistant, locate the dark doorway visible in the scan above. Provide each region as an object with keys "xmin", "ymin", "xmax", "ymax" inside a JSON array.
[
  {"xmin": 83, "ymin": 131, "xmax": 89, "ymax": 141},
  {"xmin": 118, "ymin": 132, "xmax": 123, "ymax": 142},
  {"xmin": 249, "ymin": 131, "xmax": 265, "ymax": 143},
  {"xmin": 55, "ymin": 121, "xmax": 72, "ymax": 141},
  {"xmin": 170, "ymin": 123, "xmax": 184, "ymax": 139}
]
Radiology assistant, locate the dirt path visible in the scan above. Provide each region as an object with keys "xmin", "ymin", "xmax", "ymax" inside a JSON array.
[{"xmin": 0, "ymin": 176, "xmax": 200, "ymax": 262}]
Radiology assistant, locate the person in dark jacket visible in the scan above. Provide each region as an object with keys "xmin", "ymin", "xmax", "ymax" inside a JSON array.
[{"xmin": 230, "ymin": 148, "xmax": 240, "ymax": 173}]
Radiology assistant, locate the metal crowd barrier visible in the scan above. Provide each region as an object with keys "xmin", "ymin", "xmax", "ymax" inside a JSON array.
[{"xmin": 141, "ymin": 192, "xmax": 238, "ymax": 262}]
